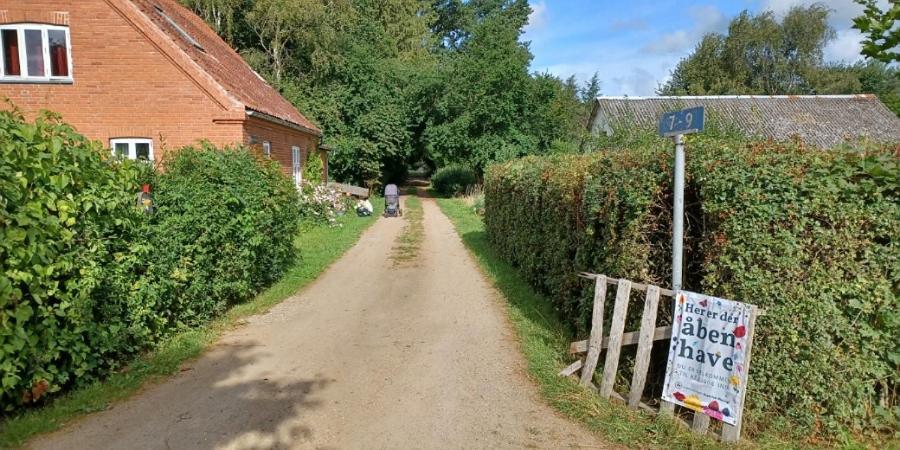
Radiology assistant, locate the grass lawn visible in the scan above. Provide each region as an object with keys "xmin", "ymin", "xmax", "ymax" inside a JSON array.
[
  {"xmin": 0, "ymin": 200, "xmax": 384, "ymax": 448},
  {"xmin": 434, "ymin": 197, "xmax": 818, "ymax": 450}
]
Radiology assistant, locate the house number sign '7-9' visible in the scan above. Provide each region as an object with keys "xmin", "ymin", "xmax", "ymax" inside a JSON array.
[{"xmin": 658, "ymin": 106, "xmax": 705, "ymax": 137}]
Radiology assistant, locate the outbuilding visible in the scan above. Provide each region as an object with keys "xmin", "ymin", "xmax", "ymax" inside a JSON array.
[{"xmin": 589, "ymin": 95, "xmax": 900, "ymax": 148}]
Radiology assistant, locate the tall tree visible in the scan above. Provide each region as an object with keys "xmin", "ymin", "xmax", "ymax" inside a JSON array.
[
  {"xmin": 853, "ymin": 0, "xmax": 900, "ymax": 63},
  {"xmin": 245, "ymin": 0, "xmax": 357, "ymax": 84},
  {"xmin": 430, "ymin": 0, "xmax": 471, "ymax": 50},
  {"xmin": 423, "ymin": 0, "xmax": 540, "ymax": 170},
  {"xmin": 183, "ymin": 0, "xmax": 589, "ymax": 181},
  {"xmin": 815, "ymin": 61, "xmax": 900, "ymax": 115},
  {"xmin": 661, "ymin": 5, "xmax": 834, "ymax": 95},
  {"xmin": 579, "ymin": 72, "xmax": 601, "ymax": 104},
  {"xmin": 660, "ymin": 3, "xmax": 900, "ymax": 116},
  {"xmin": 181, "ymin": 0, "xmax": 248, "ymax": 43}
]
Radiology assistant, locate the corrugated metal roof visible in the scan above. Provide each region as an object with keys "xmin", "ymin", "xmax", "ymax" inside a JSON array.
[{"xmin": 590, "ymin": 95, "xmax": 900, "ymax": 148}]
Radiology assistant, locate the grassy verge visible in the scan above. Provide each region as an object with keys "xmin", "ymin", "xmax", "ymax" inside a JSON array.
[
  {"xmin": 0, "ymin": 200, "xmax": 384, "ymax": 449},
  {"xmin": 435, "ymin": 197, "xmax": 811, "ymax": 450},
  {"xmin": 390, "ymin": 195, "xmax": 424, "ymax": 264}
]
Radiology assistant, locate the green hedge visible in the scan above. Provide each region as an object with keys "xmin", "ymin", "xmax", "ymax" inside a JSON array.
[
  {"xmin": 0, "ymin": 110, "xmax": 149, "ymax": 408},
  {"xmin": 0, "ymin": 111, "xmax": 302, "ymax": 411},
  {"xmin": 484, "ymin": 136, "xmax": 898, "ymax": 440},
  {"xmin": 431, "ymin": 164, "xmax": 477, "ymax": 196},
  {"xmin": 142, "ymin": 145, "xmax": 302, "ymax": 325}
]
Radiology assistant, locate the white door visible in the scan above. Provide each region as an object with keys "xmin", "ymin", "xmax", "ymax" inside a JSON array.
[{"xmin": 292, "ymin": 146, "xmax": 302, "ymax": 186}]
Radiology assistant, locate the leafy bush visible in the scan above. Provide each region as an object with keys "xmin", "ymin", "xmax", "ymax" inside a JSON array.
[
  {"xmin": 431, "ymin": 164, "xmax": 477, "ymax": 196},
  {"xmin": 143, "ymin": 145, "xmax": 303, "ymax": 325},
  {"xmin": 0, "ymin": 113, "xmax": 305, "ymax": 411},
  {"xmin": 303, "ymin": 151, "xmax": 325, "ymax": 185},
  {"xmin": 0, "ymin": 110, "xmax": 149, "ymax": 409},
  {"xmin": 484, "ymin": 135, "xmax": 898, "ymax": 440}
]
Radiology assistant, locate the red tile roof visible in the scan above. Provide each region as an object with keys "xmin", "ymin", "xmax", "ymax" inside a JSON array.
[{"xmin": 128, "ymin": 0, "xmax": 321, "ymax": 134}]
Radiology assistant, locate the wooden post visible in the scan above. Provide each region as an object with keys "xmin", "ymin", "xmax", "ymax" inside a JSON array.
[
  {"xmin": 558, "ymin": 360, "xmax": 583, "ymax": 377},
  {"xmin": 721, "ymin": 305, "xmax": 759, "ymax": 443},
  {"xmin": 660, "ymin": 401, "xmax": 675, "ymax": 417},
  {"xmin": 599, "ymin": 280, "xmax": 632, "ymax": 398},
  {"xmin": 659, "ymin": 291, "xmax": 677, "ymax": 418},
  {"xmin": 692, "ymin": 412, "xmax": 710, "ymax": 434},
  {"xmin": 579, "ymin": 275, "xmax": 607, "ymax": 387},
  {"xmin": 627, "ymin": 285, "xmax": 661, "ymax": 408}
]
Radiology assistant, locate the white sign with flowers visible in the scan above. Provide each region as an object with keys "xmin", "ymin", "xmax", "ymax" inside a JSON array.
[{"xmin": 661, "ymin": 290, "xmax": 756, "ymax": 426}]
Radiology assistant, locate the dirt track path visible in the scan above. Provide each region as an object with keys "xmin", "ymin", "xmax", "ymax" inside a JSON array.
[{"xmin": 31, "ymin": 198, "xmax": 606, "ymax": 450}]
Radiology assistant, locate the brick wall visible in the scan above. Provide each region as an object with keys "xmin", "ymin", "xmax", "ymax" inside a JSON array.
[
  {"xmin": 0, "ymin": 0, "xmax": 244, "ymax": 162},
  {"xmin": 243, "ymin": 116, "xmax": 326, "ymax": 182}
]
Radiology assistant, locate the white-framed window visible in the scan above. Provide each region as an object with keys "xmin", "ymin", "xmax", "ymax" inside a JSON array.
[
  {"xmin": 292, "ymin": 146, "xmax": 302, "ymax": 185},
  {"xmin": 0, "ymin": 24, "xmax": 72, "ymax": 82},
  {"xmin": 111, "ymin": 138, "xmax": 153, "ymax": 161},
  {"xmin": 263, "ymin": 141, "xmax": 272, "ymax": 159}
]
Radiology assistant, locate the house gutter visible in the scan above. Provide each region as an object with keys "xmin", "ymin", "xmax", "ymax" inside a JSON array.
[{"xmin": 246, "ymin": 109, "xmax": 323, "ymax": 137}]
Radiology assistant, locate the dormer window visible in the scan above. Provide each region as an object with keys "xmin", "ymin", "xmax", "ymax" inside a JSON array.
[{"xmin": 0, "ymin": 24, "xmax": 72, "ymax": 82}]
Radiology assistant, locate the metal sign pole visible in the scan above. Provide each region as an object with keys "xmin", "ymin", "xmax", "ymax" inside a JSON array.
[
  {"xmin": 656, "ymin": 106, "xmax": 703, "ymax": 419},
  {"xmin": 671, "ymin": 134, "xmax": 685, "ymax": 291},
  {"xmin": 658, "ymin": 106, "xmax": 703, "ymax": 291}
]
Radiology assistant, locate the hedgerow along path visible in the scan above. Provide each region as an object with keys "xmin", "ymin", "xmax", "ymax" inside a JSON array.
[{"xmin": 30, "ymin": 196, "xmax": 605, "ymax": 449}]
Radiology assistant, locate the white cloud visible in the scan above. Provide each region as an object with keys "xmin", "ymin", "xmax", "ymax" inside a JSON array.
[
  {"xmin": 761, "ymin": 0, "xmax": 814, "ymax": 16},
  {"xmin": 824, "ymin": 28, "xmax": 865, "ymax": 63},
  {"xmin": 643, "ymin": 5, "xmax": 727, "ymax": 54},
  {"xmin": 644, "ymin": 30, "xmax": 692, "ymax": 54},
  {"xmin": 689, "ymin": 4, "xmax": 728, "ymax": 34},
  {"xmin": 610, "ymin": 68, "xmax": 661, "ymax": 96},
  {"xmin": 537, "ymin": 49, "xmax": 679, "ymax": 97},
  {"xmin": 526, "ymin": 1, "xmax": 548, "ymax": 32}
]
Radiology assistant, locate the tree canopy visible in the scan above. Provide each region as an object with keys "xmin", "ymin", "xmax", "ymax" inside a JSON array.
[
  {"xmin": 180, "ymin": 0, "xmax": 597, "ymax": 183},
  {"xmin": 180, "ymin": 1, "xmax": 898, "ymax": 183},
  {"xmin": 662, "ymin": 4, "xmax": 835, "ymax": 95},
  {"xmin": 660, "ymin": 3, "xmax": 900, "ymax": 116}
]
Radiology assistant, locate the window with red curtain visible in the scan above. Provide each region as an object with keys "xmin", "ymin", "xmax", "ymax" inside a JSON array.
[
  {"xmin": 1, "ymin": 25, "xmax": 72, "ymax": 80},
  {"xmin": 48, "ymin": 29, "xmax": 68, "ymax": 77},
  {"xmin": 1, "ymin": 29, "xmax": 20, "ymax": 76}
]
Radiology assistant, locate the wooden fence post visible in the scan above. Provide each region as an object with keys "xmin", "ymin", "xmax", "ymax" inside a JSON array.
[
  {"xmin": 579, "ymin": 275, "xmax": 607, "ymax": 387},
  {"xmin": 627, "ymin": 285, "xmax": 660, "ymax": 408},
  {"xmin": 692, "ymin": 412, "xmax": 710, "ymax": 434},
  {"xmin": 599, "ymin": 280, "xmax": 632, "ymax": 398}
]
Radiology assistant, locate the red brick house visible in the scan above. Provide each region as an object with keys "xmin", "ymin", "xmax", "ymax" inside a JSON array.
[{"xmin": 0, "ymin": 0, "xmax": 326, "ymax": 183}]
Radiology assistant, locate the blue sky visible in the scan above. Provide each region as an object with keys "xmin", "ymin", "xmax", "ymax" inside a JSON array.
[{"xmin": 522, "ymin": 0, "xmax": 884, "ymax": 96}]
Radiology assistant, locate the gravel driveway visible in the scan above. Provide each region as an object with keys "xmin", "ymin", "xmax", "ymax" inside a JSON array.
[{"xmin": 31, "ymin": 198, "xmax": 606, "ymax": 450}]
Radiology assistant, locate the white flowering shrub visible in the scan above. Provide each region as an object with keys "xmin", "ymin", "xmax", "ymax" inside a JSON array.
[{"xmin": 298, "ymin": 182, "xmax": 354, "ymax": 226}]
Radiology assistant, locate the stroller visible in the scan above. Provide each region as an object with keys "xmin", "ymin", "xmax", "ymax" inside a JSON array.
[{"xmin": 384, "ymin": 184, "xmax": 402, "ymax": 217}]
